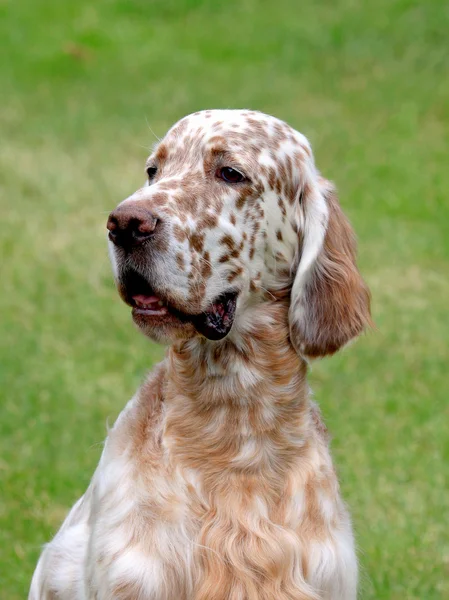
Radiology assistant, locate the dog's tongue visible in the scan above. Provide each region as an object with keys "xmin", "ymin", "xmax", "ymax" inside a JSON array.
[{"xmin": 192, "ymin": 293, "xmax": 237, "ymax": 341}]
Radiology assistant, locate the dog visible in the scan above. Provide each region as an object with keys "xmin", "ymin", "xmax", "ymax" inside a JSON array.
[{"xmin": 30, "ymin": 109, "xmax": 371, "ymax": 600}]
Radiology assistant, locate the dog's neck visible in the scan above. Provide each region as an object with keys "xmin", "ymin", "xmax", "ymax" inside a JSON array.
[{"xmin": 163, "ymin": 301, "xmax": 313, "ymax": 487}]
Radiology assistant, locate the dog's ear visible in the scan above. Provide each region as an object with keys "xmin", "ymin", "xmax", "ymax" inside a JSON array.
[{"xmin": 289, "ymin": 169, "xmax": 372, "ymax": 358}]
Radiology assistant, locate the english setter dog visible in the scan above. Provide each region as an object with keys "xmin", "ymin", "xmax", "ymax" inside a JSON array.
[{"xmin": 30, "ymin": 110, "xmax": 371, "ymax": 600}]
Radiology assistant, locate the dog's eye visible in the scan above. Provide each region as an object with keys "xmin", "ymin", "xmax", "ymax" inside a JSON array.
[
  {"xmin": 146, "ymin": 166, "xmax": 157, "ymax": 181},
  {"xmin": 218, "ymin": 167, "xmax": 245, "ymax": 184}
]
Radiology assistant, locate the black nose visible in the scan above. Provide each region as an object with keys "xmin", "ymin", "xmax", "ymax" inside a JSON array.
[{"xmin": 107, "ymin": 205, "xmax": 159, "ymax": 249}]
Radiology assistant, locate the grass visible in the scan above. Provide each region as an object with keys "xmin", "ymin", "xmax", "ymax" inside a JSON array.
[{"xmin": 1, "ymin": 0, "xmax": 448, "ymax": 597}]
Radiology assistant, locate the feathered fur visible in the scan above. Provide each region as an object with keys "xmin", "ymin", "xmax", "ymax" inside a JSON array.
[{"xmin": 30, "ymin": 109, "xmax": 370, "ymax": 599}]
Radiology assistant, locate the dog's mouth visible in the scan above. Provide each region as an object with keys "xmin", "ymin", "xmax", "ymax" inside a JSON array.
[{"xmin": 119, "ymin": 269, "xmax": 238, "ymax": 341}]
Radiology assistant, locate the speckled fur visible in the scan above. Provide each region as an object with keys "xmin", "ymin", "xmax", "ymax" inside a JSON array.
[{"xmin": 30, "ymin": 110, "xmax": 371, "ymax": 600}]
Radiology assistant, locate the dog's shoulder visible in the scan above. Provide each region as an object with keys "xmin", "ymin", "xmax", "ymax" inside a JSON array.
[{"xmin": 106, "ymin": 359, "xmax": 168, "ymax": 457}]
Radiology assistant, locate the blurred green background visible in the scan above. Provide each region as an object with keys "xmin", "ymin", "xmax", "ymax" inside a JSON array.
[{"xmin": 1, "ymin": 0, "xmax": 448, "ymax": 597}]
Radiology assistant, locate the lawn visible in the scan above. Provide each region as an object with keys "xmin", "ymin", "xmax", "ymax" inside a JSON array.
[{"xmin": 1, "ymin": 0, "xmax": 448, "ymax": 597}]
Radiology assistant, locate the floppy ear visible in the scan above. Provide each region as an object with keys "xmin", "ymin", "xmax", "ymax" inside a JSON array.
[{"xmin": 289, "ymin": 172, "xmax": 372, "ymax": 358}]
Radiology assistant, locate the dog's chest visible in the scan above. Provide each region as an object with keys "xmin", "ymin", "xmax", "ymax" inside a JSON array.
[
  {"xmin": 82, "ymin": 397, "xmax": 355, "ymax": 600},
  {"xmin": 86, "ymin": 452, "xmax": 297, "ymax": 600}
]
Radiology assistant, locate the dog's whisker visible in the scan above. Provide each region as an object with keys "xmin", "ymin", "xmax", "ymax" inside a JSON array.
[
  {"xmin": 145, "ymin": 116, "xmax": 162, "ymax": 142},
  {"xmin": 259, "ymin": 286, "xmax": 277, "ymax": 300}
]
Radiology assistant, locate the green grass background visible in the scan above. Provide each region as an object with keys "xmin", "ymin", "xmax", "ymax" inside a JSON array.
[{"xmin": 1, "ymin": 0, "xmax": 448, "ymax": 597}]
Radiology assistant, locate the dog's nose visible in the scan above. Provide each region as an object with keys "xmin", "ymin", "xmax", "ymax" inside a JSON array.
[{"xmin": 107, "ymin": 205, "xmax": 159, "ymax": 249}]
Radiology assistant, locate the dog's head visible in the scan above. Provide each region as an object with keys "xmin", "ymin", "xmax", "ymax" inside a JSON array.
[{"xmin": 107, "ymin": 109, "xmax": 371, "ymax": 357}]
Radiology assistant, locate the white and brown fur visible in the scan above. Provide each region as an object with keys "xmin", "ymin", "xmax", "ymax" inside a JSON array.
[{"xmin": 30, "ymin": 109, "xmax": 371, "ymax": 599}]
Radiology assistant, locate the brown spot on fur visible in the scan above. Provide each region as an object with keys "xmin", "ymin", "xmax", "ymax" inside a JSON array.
[
  {"xmin": 176, "ymin": 253, "xmax": 185, "ymax": 270},
  {"xmin": 189, "ymin": 232, "xmax": 205, "ymax": 253},
  {"xmin": 170, "ymin": 119, "xmax": 188, "ymax": 138},
  {"xmin": 201, "ymin": 251, "xmax": 212, "ymax": 278},
  {"xmin": 219, "ymin": 234, "xmax": 236, "ymax": 250},
  {"xmin": 155, "ymin": 144, "xmax": 168, "ymax": 162},
  {"xmin": 276, "ymin": 230, "xmax": 283, "ymax": 241},
  {"xmin": 249, "ymin": 279, "xmax": 259, "ymax": 292},
  {"xmin": 285, "ymin": 155, "xmax": 293, "ymax": 181},
  {"xmin": 236, "ymin": 192, "xmax": 250, "ymax": 211},
  {"xmin": 245, "ymin": 118, "xmax": 268, "ymax": 138},
  {"xmin": 227, "ymin": 266, "xmax": 243, "ymax": 282},
  {"xmin": 149, "ymin": 192, "xmax": 169, "ymax": 207},
  {"xmin": 274, "ymin": 122, "xmax": 287, "ymax": 139},
  {"xmin": 278, "ymin": 162, "xmax": 287, "ymax": 185},
  {"xmin": 197, "ymin": 213, "xmax": 218, "ymax": 230},
  {"xmin": 208, "ymin": 136, "xmax": 227, "ymax": 148},
  {"xmin": 176, "ymin": 192, "xmax": 199, "ymax": 216},
  {"xmin": 173, "ymin": 224, "xmax": 187, "ymax": 242},
  {"xmin": 260, "ymin": 165, "xmax": 268, "ymax": 178}
]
